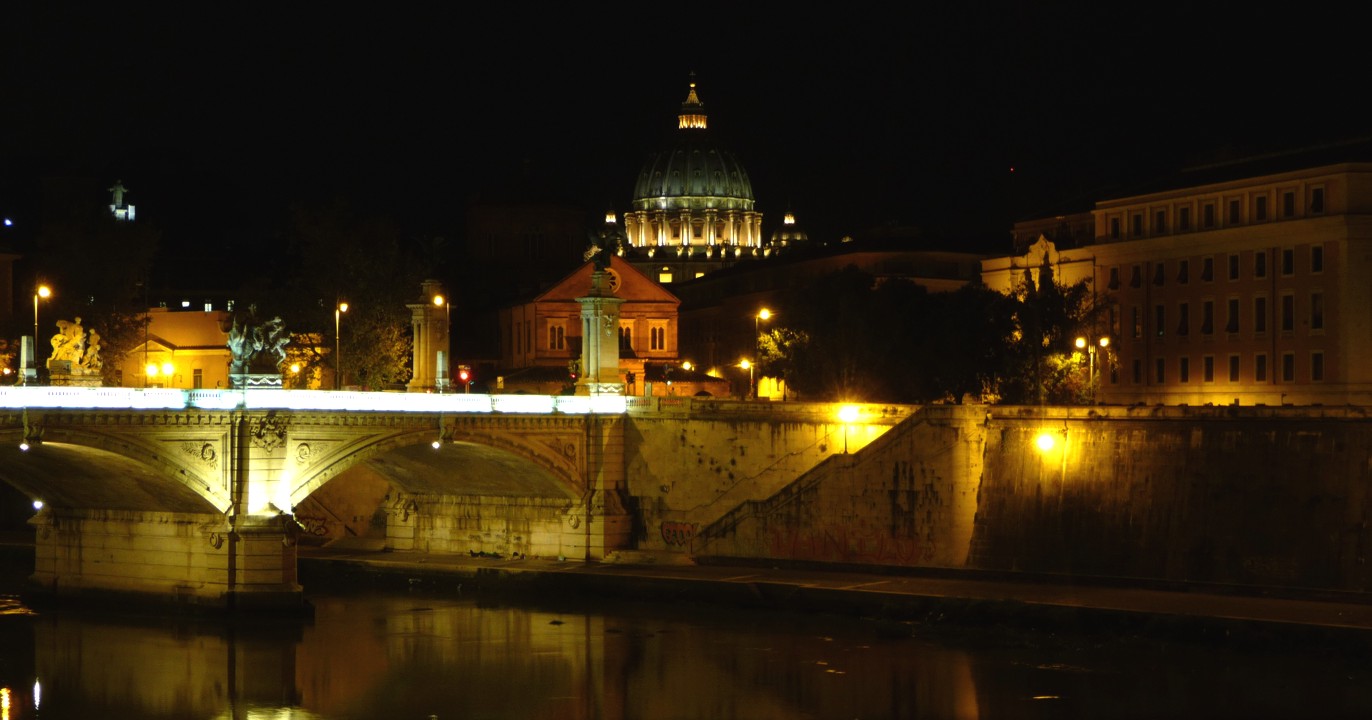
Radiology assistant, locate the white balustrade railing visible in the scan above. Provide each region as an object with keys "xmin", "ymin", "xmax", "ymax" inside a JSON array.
[{"xmin": 0, "ymin": 387, "xmax": 627, "ymax": 415}]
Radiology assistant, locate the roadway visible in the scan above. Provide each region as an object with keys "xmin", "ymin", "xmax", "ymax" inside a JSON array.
[{"xmin": 298, "ymin": 543, "xmax": 1372, "ymax": 649}]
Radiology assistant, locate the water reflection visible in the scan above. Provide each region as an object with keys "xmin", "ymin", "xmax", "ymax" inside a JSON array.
[{"xmin": 0, "ymin": 589, "xmax": 1369, "ymax": 719}]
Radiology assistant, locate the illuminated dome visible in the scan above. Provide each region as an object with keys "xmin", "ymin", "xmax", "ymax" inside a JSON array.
[{"xmin": 623, "ymin": 76, "xmax": 764, "ymax": 257}]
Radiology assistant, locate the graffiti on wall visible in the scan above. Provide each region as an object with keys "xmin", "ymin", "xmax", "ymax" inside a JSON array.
[{"xmin": 660, "ymin": 521, "xmax": 698, "ymax": 546}]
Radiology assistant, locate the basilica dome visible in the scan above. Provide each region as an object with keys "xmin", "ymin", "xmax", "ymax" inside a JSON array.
[
  {"xmin": 622, "ymin": 77, "xmax": 764, "ymax": 261},
  {"xmin": 631, "ymin": 84, "xmax": 756, "ymax": 212}
]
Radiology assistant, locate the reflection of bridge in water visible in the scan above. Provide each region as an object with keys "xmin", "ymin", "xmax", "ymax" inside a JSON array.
[{"xmin": 0, "ymin": 387, "xmax": 636, "ymax": 612}]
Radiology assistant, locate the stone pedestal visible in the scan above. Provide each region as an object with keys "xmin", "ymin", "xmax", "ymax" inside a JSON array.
[{"xmin": 231, "ymin": 373, "xmax": 283, "ymax": 389}]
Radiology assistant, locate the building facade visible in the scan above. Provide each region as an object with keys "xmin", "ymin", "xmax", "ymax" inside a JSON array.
[{"xmin": 983, "ymin": 156, "xmax": 1372, "ymax": 406}]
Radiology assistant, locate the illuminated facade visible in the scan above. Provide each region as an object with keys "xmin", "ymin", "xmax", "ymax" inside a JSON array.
[{"xmin": 983, "ymin": 156, "xmax": 1372, "ymax": 406}]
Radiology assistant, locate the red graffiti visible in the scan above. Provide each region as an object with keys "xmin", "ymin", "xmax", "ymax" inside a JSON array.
[{"xmin": 660, "ymin": 521, "xmax": 698, "ymax": 546}]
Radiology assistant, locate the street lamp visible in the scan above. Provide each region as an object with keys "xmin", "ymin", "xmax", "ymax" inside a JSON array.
[
  {"xmin": 29, "ymin": 284, "xmax": 50, "ymax": 386},
  {"xmin": 753, "ymin": 308, "xmax": 772, "ymax": 399},
  {"xmin": 334, "ymin": 301, "xmax": 349, "ymax": 390},
  {"xmin": 433, "ymin": 294, "xmax": 450, "ymax": 392},
  {"xmin": 740, "ymin": 358, "xmax": 752, "ymax": 400},
  {"xmin": 1074, "ymin": 335, "xmax": 1110, "ymax": 403},
  {"xmin": 838, "ymin": 404, "xmax": 859, "ymax": 454}
]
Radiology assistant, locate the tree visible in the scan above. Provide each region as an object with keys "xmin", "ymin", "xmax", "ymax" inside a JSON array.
[{"xmin": 235, "ymin": 199, "xmax": 428, "ymax": 388}]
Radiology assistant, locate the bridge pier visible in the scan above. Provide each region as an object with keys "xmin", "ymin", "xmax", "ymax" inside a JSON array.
[{"xmin": 27, "ymin": 507, "xmax": 306, "ymax": 614}]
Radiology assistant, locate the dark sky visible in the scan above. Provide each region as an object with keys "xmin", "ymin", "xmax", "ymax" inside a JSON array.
[{"xmin": 3, "ymin": 6, "xmax": 1368, "ymax": 265}]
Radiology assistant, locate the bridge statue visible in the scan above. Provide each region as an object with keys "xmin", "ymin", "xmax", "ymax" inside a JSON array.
[
  {"xmin": 46, "ymin": 317, "xmax": 103, "ymax": 384},
  {"xmin": 226, "ymin": 306, "xmax": 289, "ymax": 388}
]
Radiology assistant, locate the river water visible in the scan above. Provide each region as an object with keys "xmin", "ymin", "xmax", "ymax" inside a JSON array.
[{"xmin": 0, "ymin": 583, "xmax": 1369, "ymax": 720}]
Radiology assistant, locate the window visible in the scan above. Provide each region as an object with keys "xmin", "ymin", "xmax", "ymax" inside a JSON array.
[
  {"xmin": 1255, "ymin": 353, "xmax": 1267, "ymax": 382},
  {"xmin": 1228, "ymin": 198, "xmax": 1241, "ymax": 224},
  {"xmin": 620, "ymin": 323, "xmax": 634, "ymax": 351},
  {"xmin": 1310, "ymin": 292, "xmax": 1324, "ymax": 331},
  {"xmin": 1132, "ymin": 359, "xmax": 1142, "ymax": 384},
  {"xmin": 650, "ymin": 321, "xmax": 668, "ymax": 351},
  {"xmin": 1178, "ymin": 206, "xmax": 1191, "ymax": 231},
  {"xmin": 1311, "ymin": 352, "xmax": 1325, "ymax": 382},
  {"xmin": 1178, "ymin": 259, "xmax": 1189, "ymax": 284},
  {"xmin": 1132, "ymin": 306, "xmax": 1142, "ymax": 339},
  {"xmin": 1281, "ymin": 352, "xmax": 1295, "ymax": 382},
  {"xmin": 1201, "ymin": 257, "xmax": 1214, "ymax": 281},
  {"xmin": 658, "ymin": 270, "xmax": 674, "ymax": 283},
  {"xmin": 1311, "ymin": 245, "xmax": 1324, "ymax": 273},
  {"xmin": 1202, "ymin": 300, "xmax": 1214, "ymax": 335},
  {"xmin": 1282, "ymin": 190, "xmax": 1295, "ymax": 218},
  {"xmin": 1281, "ymin": 294, "xmax": 1295, "ymax": 332},
  {"xmin": 1228, "ymin": 254, "xmax": 1239, "ymax": 280},
  {"xmin": 1131, "ymin": 214, "xmax": 1143, "ymax": 237},
  {"xmin": 1110, "ymin": 217, "xmax": 1120, "ymax": 239},
  {"xmin": 1255, "ymin": 195, "xmax": 1268, "ymax": 221},
  {"xmin": 193, "ymin": 368, "xmax": 203, "ymax": 389},
  {"xmin": 1178, "ymin": 302, "xmax": 1190, "ymax": 336},
  {"xmin": 1130, "ymin": 265, "xmax": 1142, "ymax": 288},
  {"xmin": 1153, "ymin": 263, "xmax": 1165, "ymax": 286},
  {"xmin": 1155, "ymin": 209, "xmax": 1167, "ymax": 233},
  {"xmin": 1203, "ymin": 356, "xmax": 1215, "ymax": 383},
  {"xmin": 1228, "ymin": 355, "xmax": 1240, "ymax": 382},
  {"xmin": 1281, "ymin": 248, "xmax": 1295, "ymax": 275},
  {"xmin": 548, "ymin": 322, "xmax": 566, "ymax": 350},
  {"xmin": 1226, "ymin": 298, "xmax": 1240, "ymax": 333},
  {"xmin": 1155, "ymin": 358, "xmax": 1165, "ymax": 383},
  {"xmin": 1254, "ymin": 297, "xmax": 1268, "ymax": 333},
  {"xmin": 1179, "ymin": 357, "xmax": 1190, "ymax": 383},
  {"xmin": 1111, "ymin": 303, "xmax": 1122, "ymax": 338},
  {"xmin": 1203, "ymin": 203, "xmax": 1216, "ymax": 228},
  {"xmin": 1254, "ymin": 251, "xmax": 1267, "ymax": 278},
  {"xmin": 1310, "ymin": 187, "xmax": 1325, "ymax": 214},
  {"xmin": 1108, "ymin": 267, "xmax": 1120, "ymax": 290},
  {"xmin": 1154, "ymin": 304, "xmax": 1165, "ymax": 337}
]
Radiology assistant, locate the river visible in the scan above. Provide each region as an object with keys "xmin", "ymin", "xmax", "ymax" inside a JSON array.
[{"xmin": 0, "ymin": 581, "xmax": 1369, "ymax": 719}]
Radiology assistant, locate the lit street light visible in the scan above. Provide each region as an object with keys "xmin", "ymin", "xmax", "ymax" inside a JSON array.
[
  {"xmin": 838, "ymin": 404, "xmax": 859, "ymax": 454},
  {"xmin": 752, "ymin": 308, "xmax": 772, "ymax": 399},
  {"xmin": 433, "ymin": 294, "xmax": 450, "ymax": 392},
  {"xmin": 1074, "ymin": 335, "xmax": 1110, "ymax": 403},
  {"xmin": 335, "ymin": 301, "xmax": 349, "ymax": 390},
  {"xmin": 740, "ymin": 358, "xmax": 752, "ymax": 400},
  {"xmin": 29, "ymin": 284, "xmax": 50, "ymax": 386}
]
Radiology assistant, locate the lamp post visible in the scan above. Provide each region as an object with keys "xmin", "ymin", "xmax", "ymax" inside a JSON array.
[
  {"xmin": 1074, "ymin": 335, "xmax": 1110, "ymax": 403},
  {"xmin": 740, "ymin": 359, "xmax": 752, "ymax": 400},
  {"xmin": 838, "ymin": 404, "xmax": 859, "ymax": 454},
  {"xmin": 753, "ymin": 308, "xmax": 771, "ymax": 399},
  {"xmin": 433, "ymin": 294, "xmax": 450, "ymax": 392},
  {"xmin": 334, "ymin": 301, "xmax": 348, "ymax": 390},
  {"xmin": 30, "ymin": 284, "xmax": 50, "ymax": 386}
]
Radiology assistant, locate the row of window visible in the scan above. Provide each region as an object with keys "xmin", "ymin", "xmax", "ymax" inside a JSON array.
[
  {"xmin": 1106, "ymin": 186, "xmax": 1325, "ymax": 240},
  {"xmin": 1122, "ymin": 291, "xmax": 1324, "ymax": 338},
  {"xmin": 533, "ymin": 320, "xmax": 670, "ymax": 354},
  {"xmin": 1108, "ymin": 245, "xmax": 1324, "ymax": 290},
  {"xmin": 1124, "ymin": 350, "xmax": 1324, "ymax": 385}
]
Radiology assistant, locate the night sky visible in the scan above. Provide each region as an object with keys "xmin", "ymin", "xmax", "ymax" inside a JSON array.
[{"xmin": 3, "ymin": 6, "xmax": 1367, "ymax": 271}]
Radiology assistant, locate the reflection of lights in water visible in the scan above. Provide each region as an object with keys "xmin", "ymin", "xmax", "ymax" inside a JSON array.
[
  {"xmin": 2, "ymin": 686, "xmax": 10, "ymax": 719},
  {"xmin": 33, "ymin": 681, "xmax": 39, "ymax": 710}
]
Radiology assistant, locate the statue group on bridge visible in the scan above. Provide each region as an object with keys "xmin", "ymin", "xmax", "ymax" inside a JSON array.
[
  {"xmin": 49, "ymin": 317, "xmax": 102, "ymax": 375},
  {"xmin": 226, "ymin": 305, "xmax": 290, "ymax": 375}
]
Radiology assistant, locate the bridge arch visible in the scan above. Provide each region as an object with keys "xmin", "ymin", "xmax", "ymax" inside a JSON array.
[{"xmin": 0, "ymin": 426, "xmax": 230, "ymax": 514}]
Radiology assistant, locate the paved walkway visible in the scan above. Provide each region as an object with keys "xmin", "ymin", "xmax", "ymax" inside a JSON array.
[{"xmin": 298, "ymin": 545, "xmax": 1372, "ymax": 643}]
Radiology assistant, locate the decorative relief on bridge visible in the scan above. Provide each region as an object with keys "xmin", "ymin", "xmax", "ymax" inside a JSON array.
[
  {"xmin": 179, "ymin": 441, "xmax": 218, "ymax": 469},
  {"xmin": 249, "ymin": 414, "xmax": 288, "ymax": 452}
]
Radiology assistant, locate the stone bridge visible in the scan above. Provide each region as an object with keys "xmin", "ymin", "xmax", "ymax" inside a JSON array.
[{"xmin": 0, "ymin": 388, "xmax": 633, "ymax": 612}]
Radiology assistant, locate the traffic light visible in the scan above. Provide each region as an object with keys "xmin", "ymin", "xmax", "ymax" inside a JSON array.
[{"xmin": 458, "ymin": 366, "xmax": 471, "ymax": 384}]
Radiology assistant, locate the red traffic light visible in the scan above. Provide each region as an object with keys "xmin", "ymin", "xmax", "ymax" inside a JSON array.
[{"xmin": 458, "ymin": 367, "xmax": 471, "ymax": 383}]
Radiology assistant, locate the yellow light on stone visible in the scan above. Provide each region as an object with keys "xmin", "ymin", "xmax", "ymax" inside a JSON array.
[{"xmin": 1035, "ymin": 432, "xmax": 1057, "ymax": 452}]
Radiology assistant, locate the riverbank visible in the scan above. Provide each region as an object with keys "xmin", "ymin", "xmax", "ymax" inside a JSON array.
[{"xmin": 298, "ymin": 544, "xmax": 1372, "ymax": 653}]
